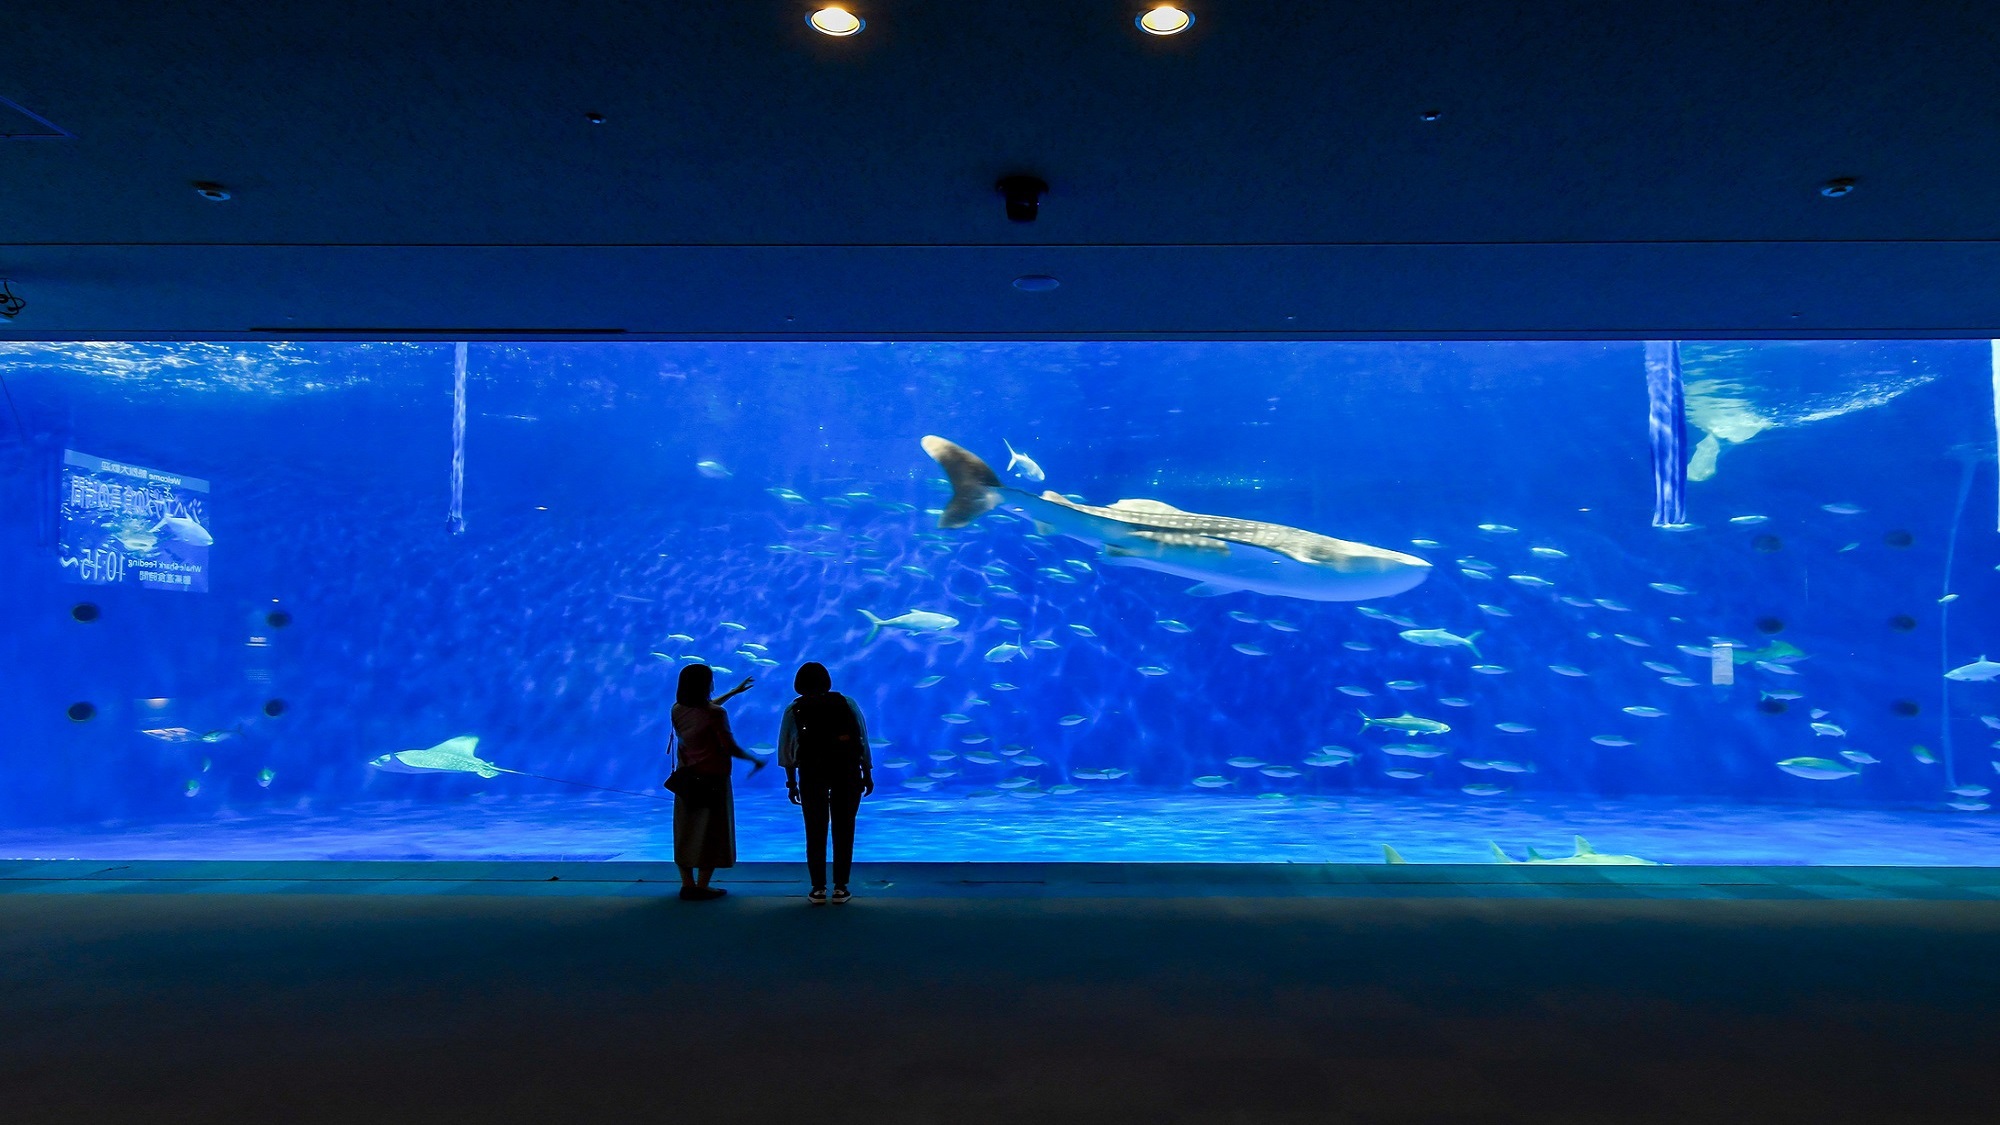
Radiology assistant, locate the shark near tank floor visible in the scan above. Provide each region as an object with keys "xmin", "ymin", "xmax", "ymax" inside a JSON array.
[{"xmin": 3, "ymin": 862, "xmax": 1999, "ymax": 1124}]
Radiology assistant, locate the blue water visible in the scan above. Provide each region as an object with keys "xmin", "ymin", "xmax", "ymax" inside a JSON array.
[{"xmin": 2, "ymin": 340, "xmax": 1996, "ymax": 864}]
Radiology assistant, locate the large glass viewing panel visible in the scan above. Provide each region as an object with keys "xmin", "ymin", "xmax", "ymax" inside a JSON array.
[{"xmin": 1, "ymin": 340, "xmax": 1996, "ymax": 864}]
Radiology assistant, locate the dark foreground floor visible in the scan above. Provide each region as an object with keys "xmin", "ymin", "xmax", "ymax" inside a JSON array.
[{"xmin": 4, "ymin": 863, "xmax": 2000, "ymax": 1124}]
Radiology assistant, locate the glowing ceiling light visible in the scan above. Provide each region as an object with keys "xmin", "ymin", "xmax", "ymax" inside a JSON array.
[
  {"xmin": 1137, "ymin": 6, "xmax": 1193, "ymax": 35},
  {"xmin": 808, "ymin": 7, "xmax": 864, "ymax": 36}
]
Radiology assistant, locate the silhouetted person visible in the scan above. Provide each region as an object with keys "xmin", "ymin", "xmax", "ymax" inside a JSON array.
[
  {"xmin": 778, "ymin": 662, "xmax": 872, "ymax": 904},
  {"xmin": 670, "ymin": 663, "xmax": 763, "ymax": 900}
]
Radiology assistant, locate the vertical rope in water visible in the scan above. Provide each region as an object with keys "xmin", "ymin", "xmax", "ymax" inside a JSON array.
[
  {"xmin": 1644, "ymin": 340, "xmax": 1688, "ymax": 528},
  {"xmin": 1940, "ymin": 457, "xmax": 1974, "ymax": 791},
  {"xmin": 447, "ymin": 341, "xmax": 467, "ymax": 535}
]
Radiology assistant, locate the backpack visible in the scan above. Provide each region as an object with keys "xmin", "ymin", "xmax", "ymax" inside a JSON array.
[{"xmin": 792, "ymin": 692, "xmax": 863, "ymax": 770}]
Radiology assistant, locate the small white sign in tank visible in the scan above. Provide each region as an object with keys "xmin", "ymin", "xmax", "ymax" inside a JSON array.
[{"xmin": 1710, "ymin": 643, "xmax": 1734, "ymax": 686}]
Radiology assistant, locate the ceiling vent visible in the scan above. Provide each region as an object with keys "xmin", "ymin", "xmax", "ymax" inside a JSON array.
[{"xmin": 0, "ymin": 95, "xmax": 72, "ymax": 140}]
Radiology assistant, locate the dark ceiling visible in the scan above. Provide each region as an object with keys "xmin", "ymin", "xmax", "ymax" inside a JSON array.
[{"xmin": 3, "ymin": 0, "xmax": 1998, "ymax": 338}]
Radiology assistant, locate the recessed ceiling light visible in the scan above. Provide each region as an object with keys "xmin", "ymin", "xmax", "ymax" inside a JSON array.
[
  {"xmin": 1820, "ymin": 177, "xmax": 1856, "ymax": 198},
  {"xmin": 192, "ymin": 182, "xmax": 231, "ymax": 201},
  {"xmin": 808, "ymin": 7, "xmax": 864, "ymax": 36},
  {"xmin": 1013, "ymin": 275, "xmax": 1060, "ymax": 292},
  {"xmin": 1137, "ymin": 6, "xmax": 1193, "ymax": 35}
]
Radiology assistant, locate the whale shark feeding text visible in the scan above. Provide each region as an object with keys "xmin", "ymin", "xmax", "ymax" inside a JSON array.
[{"xmin": 921, "ymin": 436, "xmax": 1431, "ymax": 602}]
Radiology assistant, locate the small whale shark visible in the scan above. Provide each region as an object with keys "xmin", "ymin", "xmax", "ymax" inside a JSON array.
[
  {"xmin": 151, "ymin": 512, "xmax": 213, "ymax": 547},
  {"xmin": 922, "ymin": 436, "xmax": 1430, "ymax": 602},
  {"xmin": 369, "ymin": 735, "xmax": 511, "ymax": 779}
]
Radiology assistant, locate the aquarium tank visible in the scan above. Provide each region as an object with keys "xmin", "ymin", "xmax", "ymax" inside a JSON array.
[{"xmin": 1, "ymin": 339, "xmax": 1996, "ymax": 865}]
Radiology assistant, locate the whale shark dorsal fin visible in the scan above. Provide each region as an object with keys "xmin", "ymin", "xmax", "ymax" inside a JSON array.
[
  {"xmin": 1574, "ymin": 836, "xmax": 1596, "ymax": 856},
  {"xmin": 431, "ymin": 735, "xmax": 479, "ymax": 756},
  {"xmin": 1108, "ymin": 498, "xmax": 1186, "ymax": 515},
  {"xmin": 1381, "ymin": 845, "xmax": 1407, "ymax": 864},
  {"xmin": 1489, "ymin": 841, "xmax": 1515, "ymax": 863},
  {"xmin": 1526, "ymin": 847, "xmax": 1547, "ymax": 861}
]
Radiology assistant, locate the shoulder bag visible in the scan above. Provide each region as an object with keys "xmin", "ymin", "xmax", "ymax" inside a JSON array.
[{"xmin": 662, "ymin": 728, "xmax": 721, "ymax": 805}]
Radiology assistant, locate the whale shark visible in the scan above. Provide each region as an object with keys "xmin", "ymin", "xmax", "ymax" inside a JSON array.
[
  {"xmin": 921, "ymin": 436, "xmax": 1431, "ymax": 602},
  {"xmin": 369, "ymin": 735, "xmax": 511, "ymax": 779}
]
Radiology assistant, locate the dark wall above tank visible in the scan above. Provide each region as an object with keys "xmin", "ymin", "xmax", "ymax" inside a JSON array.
[{"xmin": 2, "ymin": 0, "xmax": 1998, "ymax": 338}]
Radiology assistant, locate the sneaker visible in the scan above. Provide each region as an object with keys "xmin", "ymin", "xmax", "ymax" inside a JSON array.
[
  {"xmin": 830, "ymin": 886, "xmax": 852, "ymax": 904},
  {"xmin": 807, "ymin": 887, "xmax": 827, "ymax": 905}
]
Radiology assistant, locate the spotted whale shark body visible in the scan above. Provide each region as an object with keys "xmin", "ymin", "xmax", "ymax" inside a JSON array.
[{"xmin": 921, "ymin": 436, "xmax": 1431, "ymax": 602}]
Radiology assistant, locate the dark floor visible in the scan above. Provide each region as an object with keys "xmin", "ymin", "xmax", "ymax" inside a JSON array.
[{"xmin": 4, "ymin": 862, "xmax": 1999, "ymax": 1124}]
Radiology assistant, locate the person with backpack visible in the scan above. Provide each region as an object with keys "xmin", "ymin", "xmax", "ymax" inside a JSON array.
[{"xmin": 777, "ymin": 662, "xmax": 872, "ymax": 904}]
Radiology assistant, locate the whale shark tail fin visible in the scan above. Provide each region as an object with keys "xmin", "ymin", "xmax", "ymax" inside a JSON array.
[
  {"xmin": 859, "ymin": 609, "xmax": 887, "ymax": 642},
  {"xmin": 1381, "ymin": 844, "xmax": 1407, "ymax": 865},
  {"xmin": 921, "ymin": 436, "xmax": 1002, "ymax": 529},
  {"xmin": 1489, "ymin": 841, "xmax": 1514, "ymax": 863}
]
